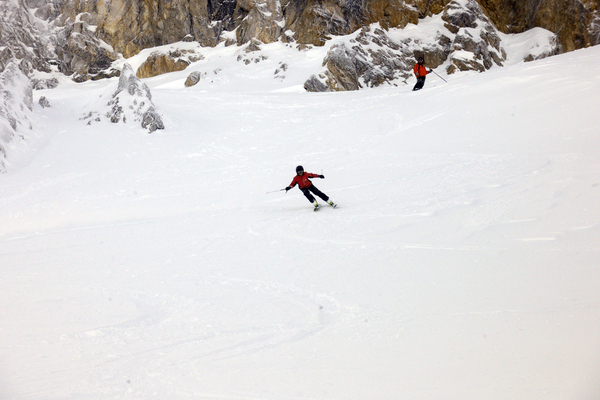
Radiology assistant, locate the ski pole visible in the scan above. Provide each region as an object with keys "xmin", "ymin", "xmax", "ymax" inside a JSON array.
[
  {"xmin": 431, "ymin": 69, "xmax": 447, "ymax": 83},
  {"xmin": 267, "ymin": 188, "xmax": 287, "ymax": 194}
]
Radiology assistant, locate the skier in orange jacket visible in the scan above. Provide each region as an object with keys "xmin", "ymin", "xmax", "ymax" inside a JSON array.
[{"xmin": 413, "ymin": 56, "xmax": 433, "ymax": 91}]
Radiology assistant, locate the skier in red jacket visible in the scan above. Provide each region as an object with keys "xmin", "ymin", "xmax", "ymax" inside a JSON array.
[
  {"xmin": 286, "ymin": 165, "xmax": 337, "ymax": 209},
  {"xmin": 413, "ymin": 56, "xmax": 433, "ymax": 91}
]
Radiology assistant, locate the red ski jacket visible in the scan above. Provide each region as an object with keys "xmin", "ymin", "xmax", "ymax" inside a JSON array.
[
  {"xmin": 289, "ymin": 173, "xmax": 320, "ymax": 189},
  {"xmin": 414, "ymin": 63, "xmax": 429, "ymax": 78}
]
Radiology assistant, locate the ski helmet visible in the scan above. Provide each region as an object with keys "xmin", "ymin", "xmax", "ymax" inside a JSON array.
[
  {"xmin": 418, "ymin": 56, "xmax": 424, "ymax": 62},
  {"xmin": 296, "ymin": 165, "xmax": 304, "ymax": 174}
]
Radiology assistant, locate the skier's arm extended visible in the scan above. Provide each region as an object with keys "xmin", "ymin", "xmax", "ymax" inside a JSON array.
[{"xmin": 286, "ymin": 176, "xmax": 298, "ymax": 191}]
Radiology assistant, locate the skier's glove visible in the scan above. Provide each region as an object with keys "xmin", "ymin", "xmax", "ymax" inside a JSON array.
[
  {"xmin": 319, "ymin": 175, "xmax": 324, "ymax": 179},
  {"xmin": 285, "ymin": 186, "xmax": 291, "ymax": 192}
]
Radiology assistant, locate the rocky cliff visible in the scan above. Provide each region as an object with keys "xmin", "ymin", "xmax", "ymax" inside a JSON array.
[
  {"xmin": 51, "ymin": 0, "xmax": 598, "ymax": 55},
  {"xmin": 0, "ymin": 0, "xmax": 598, "ymax": 85}
]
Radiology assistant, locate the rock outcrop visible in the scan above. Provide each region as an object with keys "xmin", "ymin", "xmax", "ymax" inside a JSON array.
[
  {"xmin": 0, "ymin": 0, "xmax": 54, "ymax": 76},
  {"xmin": 55, "ymin": 19, "xmax": 121, "ymax": 82},
  {"xmin": 184, "ymin": 71, "xmax": 203, "ymax": 87},
  {"xmin": 38, "ymin": 96, "xmax": 51, "ymax": 108},
  {"xmin": 81, "ymin": 64, "xmax": 165, "ymax": 132},
  {"xmin": 0, "ymin": 0, "xmax": 121, "ymax": 82},
  {"xmin": 442, "ymin": 0, "xmax": 507, "ymax": 73},
  {"xmin": 305, "ymin": 0, "xmax": 510, "ymax": 91},
  {"xmin": 305, "ymin": 26, "xmax": 413, "ymax": 91},
  {"xmin": 136, "ymin": 49, "xmax": 203, "ymax": 79}
]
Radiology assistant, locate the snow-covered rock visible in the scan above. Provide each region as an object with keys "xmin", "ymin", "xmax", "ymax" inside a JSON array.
[
  {"xmin": 38, "ymin": 95, "xmax": 51, "ymax": 108},
  {"xmin": 0, "ymin": 62, "xmax": 35, "ymax": 172},
  {"xmin": 305, "ymin": 25, "xmax": 414, "ymax": 91},
  {"xmin": 441, "ymin": 0, "xmax": 506, "ymax": 73},
  {"xmin": 304, "ymin": 0, "xmax": 561, "ymax": 91},
  {"xmin": 55, "ymin": 19, "xmax": 121, "ymax": 82},
  {"xmin": 0, "ymin": 0, "xmax": 54, "ymax": 76},
  {"xmin": 81, "ymin": 64, "xmax": 164, "ymax": 132}
]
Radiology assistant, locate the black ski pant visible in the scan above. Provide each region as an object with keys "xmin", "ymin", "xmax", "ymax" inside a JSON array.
[
  {"xmin": 413, "ymin": 76, "xmax": 426, "ymax": 91},
  {"xmin": 301, "ymin": 185, "xmax": 329, "ymax": 203}
]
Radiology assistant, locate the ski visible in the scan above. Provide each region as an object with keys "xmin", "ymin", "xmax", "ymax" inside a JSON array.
[{"xmin": 313, "ymin": 203, "xmax": 338, "ymax": 211}]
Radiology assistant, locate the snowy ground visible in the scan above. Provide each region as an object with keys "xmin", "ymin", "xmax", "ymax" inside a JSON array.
[{"xmin": 1, "ymin": 38, "xmax": 600, "ymax": 400}]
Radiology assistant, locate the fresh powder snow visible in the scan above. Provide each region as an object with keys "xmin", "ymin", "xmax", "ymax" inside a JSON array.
[{"xmin": 1, "ymin": 33, "xmax": 600, "ymax": 400}]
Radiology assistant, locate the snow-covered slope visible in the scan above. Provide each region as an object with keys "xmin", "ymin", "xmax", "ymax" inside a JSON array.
[
  {"xmin": 1, "ymin": 43, "xmax": 599, "ymax": 400},
  {"xmin": 0, "ymin": 62, "xmax": 35, "ymax": 172}
]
